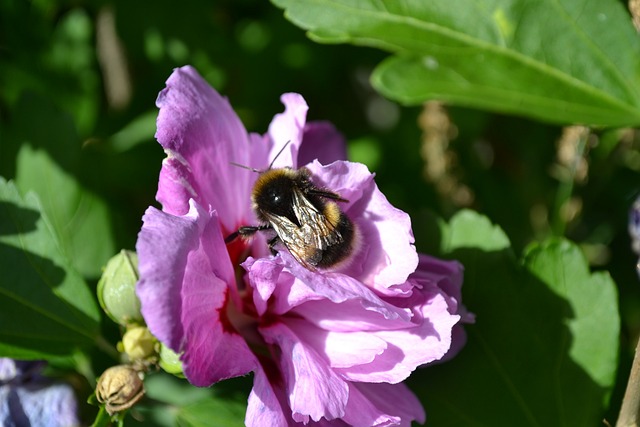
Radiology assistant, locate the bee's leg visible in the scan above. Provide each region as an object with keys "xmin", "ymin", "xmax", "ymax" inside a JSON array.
[
  {"xmin": 307, "ymin": 188, "xmax": 349, "ymax": 203},
  {"xmin": 224, "ymin": 224, "xmax": 271, "ymax": 243},
  {"xmin": 266, "ymin": 236, "xmax": 281, "ymax": 256},
  {"xmin": 224, "ymin": 224, "xmax": 272, "ymax": 243}
]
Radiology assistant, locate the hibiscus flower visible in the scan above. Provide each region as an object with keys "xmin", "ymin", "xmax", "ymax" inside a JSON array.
[{"xmin": 137, "ymin": 65, "xmax": 472, "ymax": 426}]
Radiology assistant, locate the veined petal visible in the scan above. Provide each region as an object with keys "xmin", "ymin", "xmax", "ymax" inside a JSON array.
[
  {"xmin": 414, "ymin": 254, "xmax": 475, "ymax": 324},
  {"xmin": 267, "ymin": 93, "xmax": 308, "ymax": 169},
  {"xmin": 293, "ymin": 299, "xmax": 413, "ymax": 332},
  {"xmin": 246, "ymin": 368, "xmax": 293, "ymax": 427},
  {"xmin": 137, "ymin": 200, "xmax": 255, "ymax": 385},
  {"xmin": 155, "ymin": 66, "xmax": 254, "ymax": 230},
  {"xmin": 243, "ymin": 256, "xmax": 287, "ymax": 316},
  {"xmin": 181, "ymin": 204, "xmax": 257, "ymax": 385},
  {"xmin": 137, "ymin": 204, "xmax": 203, "ymax": 350},
  {"xmin": 412, "ymin": 254, "xmax": 474, "ymax": 361},
  {"xmin": 180, "ymin": 258, "xmax": 256, "ymax": 385},
  {"xmin": 344, "ymin": 382, "xmax": 425, "ymax": 427},
  {"xmin": 284, "ymin": 318, "xmax": 387, "ymax": 369},
  {"xmin": 248, "ymin": 255, "xmax": 411, "ymax": 322},
  {"xmin": 337, "ymin": 286, "xmax": 459, "ymax": 383},
  {"xmin": 260, "ymin": 322, "xmax": 349, "ymax": 423},
  {"xmin": 339, "ymin": 383, "xmax": 402, "ymax": 427}
]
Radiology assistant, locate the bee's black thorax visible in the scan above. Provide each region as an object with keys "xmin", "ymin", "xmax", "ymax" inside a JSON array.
[{"xmin": 238, "ymin": 165, "xmax": 359, "ymax": 270}]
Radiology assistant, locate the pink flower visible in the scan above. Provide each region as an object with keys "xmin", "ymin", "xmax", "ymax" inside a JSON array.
[{"xmin": 136, "ymin": 66, "xmax": 471, "ymax": 426}]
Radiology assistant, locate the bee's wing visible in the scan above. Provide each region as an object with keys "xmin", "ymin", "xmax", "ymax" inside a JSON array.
[
  {"xmin": 291, "ymin": 190, "xmax": 343, "ymax": 250},
  {"xmin": 266, "ymin": 214, "xmax": 320, "ymax": 269},
  {"xmin": 265, "ymin": 190, "xmax": 343, "ymax": 269}
]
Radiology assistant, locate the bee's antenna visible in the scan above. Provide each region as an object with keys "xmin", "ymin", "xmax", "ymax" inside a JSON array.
[
  {"xmin": 268, "ymin": 141, "xmax": 291, "ymax": 170},
  {"xmin": 229, "ymin": 162, "xmax": 261, "ymax": 173},
  {"xmin": 229, "ymin": 140, "xmax": 291, "ymax": 173}
]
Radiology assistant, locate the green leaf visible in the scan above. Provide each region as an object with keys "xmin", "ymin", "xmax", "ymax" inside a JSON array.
[
  {"xmin": 141, "ymin": 373, "xmax": 247, "ymax": 427},
  {"xmin": 273, "ymin": 0, "xmax": 640, "ymax": 126},
  {"xmin": 11, "ymin": 93, "xmax": 115, "ymax": 278},
  {"xmin": 410, "ymin": 210, "xmax": 619, "ymax": 426},
  {"xmin": 441, "ymin": 209, "xmax": 511, "ymax": 252},
  {"xmin": 176, "ymin": 399, "xmax": 246, "ymax": 427},
  {"xmin": 108, "ymin": 110, "xmax": 157, "ymax": 153},
  {"xmin": 523, "ymin": 240, "xmax": 619, "ymax": 391},
  {"xmin": 0, "ymin": 177, "xmax": 100, "ymax": 359}
]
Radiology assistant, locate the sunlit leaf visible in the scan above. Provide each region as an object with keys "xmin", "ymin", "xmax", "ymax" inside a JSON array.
[
  {"xmin": 11, "ymin": 93, "xmax": 115, "ymax": 278},
  {"xmin": 409, "ymin": 210, "xmax": 619, "ymax": 426},
  {"xmin": 523, "ymin": 240, "xmax": 619, "ymax": 391},
  {"xmin": 0, "ymin": 178, "xmax": 100, "ymax": 358},
  {"xmin": 273, "ymin": 0, "xmax": 640, "ymax": 126}
]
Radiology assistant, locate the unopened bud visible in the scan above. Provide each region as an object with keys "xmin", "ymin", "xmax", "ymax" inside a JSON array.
[
  {"xmin": 158, "ymin": 343, "xmax": 183, "ymax": 376},
  {"xmin": 97, "ymin": 250, "xmax": 142, "ymax": 325},
  {"xmin": 96, "ymin": 365, "xmax": 144, "ymax": 416},
  {"xmin": 122, "ymin": 326, "xmax": 156, "ymax": 361}
]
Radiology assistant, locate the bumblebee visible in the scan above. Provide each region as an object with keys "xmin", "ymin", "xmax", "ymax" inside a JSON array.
[{"xmin": 226, "ymin": 166, "xmax": 357, "ymax": 270}]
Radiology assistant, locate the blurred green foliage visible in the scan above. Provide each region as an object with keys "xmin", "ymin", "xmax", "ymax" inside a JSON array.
[{"xmin": 1, "ymin": 0, "xmax": 639, "ymax": 425}]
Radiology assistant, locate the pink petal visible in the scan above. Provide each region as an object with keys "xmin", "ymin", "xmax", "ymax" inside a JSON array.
[
  {"xmin": 284, "ymin": 318, "xmax": 387, "ymax": 369},
  {"xmin": 292, "ymin": 298, "xmax": 412, "ymax": 332},
  {"xmin": 243, "ymin": 256, "xmax": 287, "ymax": 316},
  {"xmin": 247, "ymin": 255, "xmax": 411, "ymax": 322},
  {"xmin": 337, "ymin": 286, "xmax": 460, "ymax": 383},
  {"xmin": 155, "ymin": 66, "xmax": 255, "ymax": 231},
  {"xmin": 137, "ymin": 203, "xmax": 202, "ymax": 350},
  {"xmin": 345, "ymin": 382, "xmax": 425, "ymax": 427},
  {"xmin": 267, "ymin": 93, "xmax": 309, "ymax": 169},
  {"xmin": 136, "ymin": 200, "xmax": 256, "ymax": 386},
  {"xmin": 298, "ymin": 121, "xmax": 348, "ymax": 166},
  {"xmin": 246, "ymin": 368, "xmax": 292, "ymax": 427},
  {"xmin": 305, "ymin": 160, "xmax": 419, "ymax": 294},
  {"xmin": 412, "ymin": 254, "xmax": 474, "ymax": 361},
  {"xmin": 341, "ymin": 384, "xmax": 401, "ymax": 427},
  {"xmin": 414, "ymin": 254, "xmax": 475, "ymax": 324},
  {"xmin": 260, "ymin": 322, "xmax": 349, "ymax": 423}
]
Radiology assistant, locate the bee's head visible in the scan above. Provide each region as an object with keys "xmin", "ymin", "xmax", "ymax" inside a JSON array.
[{"xmin": 252, "ymin": 169, "xmax": 300, "ymax": 221}]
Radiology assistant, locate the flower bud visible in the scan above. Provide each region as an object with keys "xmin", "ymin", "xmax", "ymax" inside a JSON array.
[
  {"xmin": 96, "ymin": 365, "xmax": 145, "ymax": 416},
  {"xmin": 158, "ymin": 343, "xmax": 183, "ymax": 376},
  {"xmin": 122, "ymin": 326, "xmax": 156, "ymax": 361},
  {"xmin": 98, "ymin": 250, "xmax": 142, "ymax": 325}
]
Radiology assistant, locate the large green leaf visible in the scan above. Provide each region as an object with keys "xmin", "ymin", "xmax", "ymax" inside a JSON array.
[
  {"xmin": 0, "ymin": 178, "xmax": 100, "ymax": 358},
  {"xmin": 16, "ymin": 145, "xmax": 115, "ymax": 279},
  {"xmin": 175, "ymin": 399, "xmax": 246, "ymax": 427},
  {"xmin": 272, "ymin": 0, "xmax": 640, "ymax": 126},
  {"xmin": 408, "ymin": 210, "xmax": 619, "ymax": 426},
  {"xmin": 11, "ymin": 93, "xmax": 115, "ymax": 278},
  {"xmin": 524, "ymin": 240, "xmax": 619, "ymax": 408},
  {"xmin": 137, "ymin": 373, "xmax": 247, "ymax": 427}
]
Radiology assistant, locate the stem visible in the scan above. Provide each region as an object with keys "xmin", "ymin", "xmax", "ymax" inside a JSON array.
[
  {"xmin": 96, "ymin": 334, "xmax": 121, "ymax": 361},
  {"xmin": 550, "ymin": 128, "xmax": 588, "ymax": 236},
  {"xmin": 617, "ymin": 337, "xmax": 640, "ymax": 427}
]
